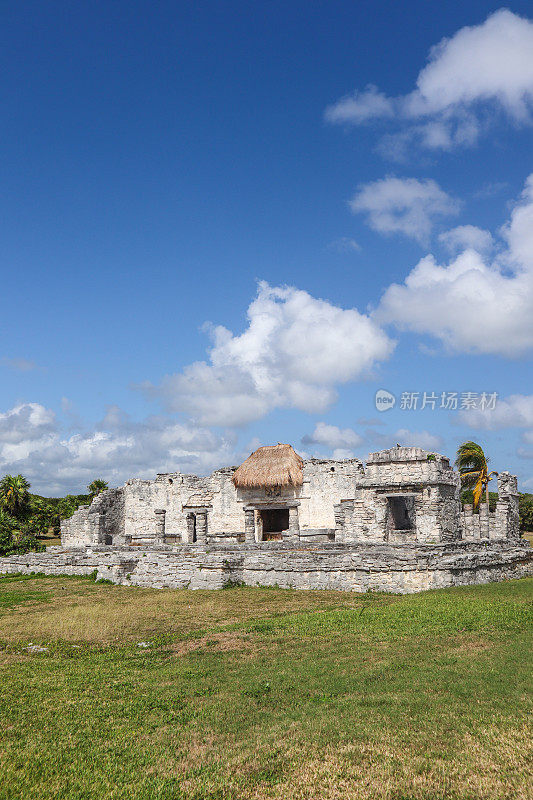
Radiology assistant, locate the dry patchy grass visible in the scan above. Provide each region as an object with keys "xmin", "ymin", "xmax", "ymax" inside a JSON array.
[
  {"xmin": 0, "ymin": 575, "xmax": 531, "ymax": 800},
  {"xmin": 0, "ymin": 576, "xmax": 385, "ymax": 644}
]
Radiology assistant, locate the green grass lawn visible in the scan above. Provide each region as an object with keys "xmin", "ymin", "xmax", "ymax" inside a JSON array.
[{"xmin": 0, "ymin": 576, "xmax": 531, "ymax": 800}]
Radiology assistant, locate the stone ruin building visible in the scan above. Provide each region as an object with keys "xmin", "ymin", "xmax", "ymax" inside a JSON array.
[{"xmin": 1, "ymin": 444, "xmax": 531, "ymax": 592}]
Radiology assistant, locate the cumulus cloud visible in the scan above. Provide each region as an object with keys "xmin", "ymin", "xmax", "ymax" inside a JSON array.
[
  {"xmin": 376, "ymin": 173, "xmax": 533, "ymax": 356},
  {"xmin": 458, "ymin": 394, "xmax": 533, "ymax": 429},
  {"xmin": 140, "ymin": 282, "xmax": 394, "ymax": 427},
  {"xmin": 364, "ymin": 427, "xmax": 444, "ymax": 452},
  {"xmin": 0, "ymin": 402, "xmax": 235, "ymax": 495},
  {"xmin": 439, "ymin": 225, "xmax": 493, "ymax": 254},
  {"xmin": 350, "ymin": 177, "xmax": 459, "ymax": 244},
  {"xmin": 326, "ymin": 9, "xmax": 533, "ymax": 153},
  {"xmin": 302, "ymin": 422, "xmax": 443, "ymax": 457},
  {"xmin": 0, "ymin": 404, "xmax": 57, "ymax": 445},
  {"xmin": 301, "ymin": 422, "xmax": 363, "ymax": 451},
  {"xmin": 325, "ymin": 84, "xmax": 394, "ymax": 124},
  {"xmin": 393, "ymin": 428, "xmax": 443, "ymax": 451}
]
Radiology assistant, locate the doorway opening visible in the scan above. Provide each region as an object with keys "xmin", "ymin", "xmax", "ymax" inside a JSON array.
[
  {"xmin": 387, "ymin": 496, "xmax": 415, "ymax": 531},
  {"xmin": 260, "ymin": 508, "xmax": 289, "ymax": 541}
]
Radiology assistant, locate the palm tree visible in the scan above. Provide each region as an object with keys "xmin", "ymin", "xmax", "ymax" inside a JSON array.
[
  {"xmin": 455, "ymin": 442, "xmax": 498, "ymax": 511},
  {"xmin": 0, "ymin": 474, "xmax": 30, "ymax": 516},
  {"xmin": 88, "ymin": 479, "xmax": 109, "ymax": 499}
]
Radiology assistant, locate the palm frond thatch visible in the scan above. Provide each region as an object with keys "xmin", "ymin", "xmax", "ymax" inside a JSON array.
[{"xmin": 232, "ymin": 444, "xmax": 304, "ymax": 489}]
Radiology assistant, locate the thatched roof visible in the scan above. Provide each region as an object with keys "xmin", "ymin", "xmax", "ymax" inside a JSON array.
[{"xmin": 232, "ymin": 443, "xmax": 304, "ymax": 489}]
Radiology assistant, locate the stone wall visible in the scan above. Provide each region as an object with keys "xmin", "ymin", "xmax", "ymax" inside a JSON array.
[
  {"xmin": 2, "ymin": 539, "xmax": 532, "ymax": 594},
  {"xmin": 462, "ymin": 472, "xmax": 520, "ymax": 541},
  {"xmin": 60, "ymin": 448, "xmax": 522, "ymax": 550},
  {"xmin": 335, "ymin": 446, "xmax": 462, "ymax": 545},
  {"xmin": 61, "ymin": 488, "xmax": 125, "ymax": 547},
  {"xmin": 61, "ymin": 458, "xmax": 365, "ymax": 547}
]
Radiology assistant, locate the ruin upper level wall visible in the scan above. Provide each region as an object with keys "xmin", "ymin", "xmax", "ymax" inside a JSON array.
[{"xmin": 363, "ymin": 446, "xmax": 458, "ymax": 488}]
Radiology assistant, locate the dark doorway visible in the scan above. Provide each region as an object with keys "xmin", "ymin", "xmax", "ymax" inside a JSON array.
[
  {"xmin": 260, "ymin": 508, "xmax": 289, "ymax": 540},
  {"xmin": 187, "ymin": 512, "xmax": 197, "ymax": 543},
  {"xmin": 388, "ymin": 496, "xmax": 415, "ymax": 531}
]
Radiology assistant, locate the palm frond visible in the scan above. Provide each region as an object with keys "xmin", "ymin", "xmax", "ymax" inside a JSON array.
[{"xmin": 473, "ymin": 480, "xmax": 484, "ymax": 508}]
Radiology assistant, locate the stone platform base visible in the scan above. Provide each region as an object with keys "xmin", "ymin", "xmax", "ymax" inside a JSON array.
[{"xmin": 0, "ymin": 540, "xmax": 532, "ymax": 593}]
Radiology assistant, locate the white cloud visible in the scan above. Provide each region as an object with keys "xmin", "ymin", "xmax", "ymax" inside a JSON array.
[
  {"xmin": 302, "ymin": 422, "xmax": 443, "ymax": 456},
  {"xmin": 302, "ymin": 422, "xmax": 363, "ymax": 451},
  {"xmin": 1, "ymin": 358, "xmax": 38, "ymax": 372},
  {"xmin": 325, "ymin": 84, "xmax": 394, "ymax": 124},
  {"xmin": 376, "ymin": 173, "xmax": 533, "ymax": 356},
  {"xmin": 458, "ymin": 394, "xmax": 533, "ymax": 429},
  {"xmin": 405, "ymin": 9, "xmax": 533, "ymax": 120},
  {"xmin": 0, "ymin": 403, "xmax": 57, "ymax": 445},
  {"xmin": 332, "ymin": 448, "xmax": 356, "ymax": 460},
  {"xmin": 439, "ymin": 225, "xmax": 493, "ymax": 254},
  {"xmin": 326, "ymin": 10, "xmax": 533, "ymax": 152},
  {"xmin": 349, "ymin": 177, "xmax": 459, "ymax": 244},
  {"xmin": 328, "ymin": 237, "xmax": 361, "ymax": 253},
  {"xmin": 0, "ymin": 402, "xmax": 235, "ymax": 495},
  {"xmin": 362, "ymin": 427, "xmax": 445, "ymax": 453},
  {"xmin": 140, "ymin": 282, "xmax": 394, "ymax": 427},
  {"xmin": 474, "ymin": 181, "xmax": 509, "ymax": 199},
  {"xmin": 394, "ymin": 429, "xmax": 444, "ymax": 451}
]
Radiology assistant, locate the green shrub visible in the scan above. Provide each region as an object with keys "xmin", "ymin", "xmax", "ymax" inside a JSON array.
[
  {"xmin": 0, "ymin": 514, "xmax": 45, "ymax": 557},
  {"xmin": 519, "ymin": 493, "xmax": 533, "ymax": 532}
]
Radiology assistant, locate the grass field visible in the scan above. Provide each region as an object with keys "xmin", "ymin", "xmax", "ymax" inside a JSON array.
[{"xmin": 0, "ymin": 576, "xmax": 531, "ymax": 800}]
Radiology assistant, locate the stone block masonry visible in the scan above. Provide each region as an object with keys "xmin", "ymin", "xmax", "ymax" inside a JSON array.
[
  {"xmin": 1, "ymin": 540, "xmax": 531, "ymax": 594},
  {"xmin": 2, "ymin": 444, "xmax": 530, "ymax": 593}
]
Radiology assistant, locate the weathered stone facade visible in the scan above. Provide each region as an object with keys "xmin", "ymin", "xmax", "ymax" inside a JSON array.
[
  {"xmin": 3, "ymin": 446, "xmax": 532, "ymax": 593},
  {"xmin": 61, "ymin": 457, "xmax": 364, "ymax": 548}
]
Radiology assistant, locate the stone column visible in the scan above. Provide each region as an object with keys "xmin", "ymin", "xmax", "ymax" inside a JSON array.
[
  {"xmin": 89, "ymin": 509, "xmax": 106, "ymax": 545},
  {"xmin": 288, "ymin": 506, "xmax": 300, "ymax": 541},
  {"xmin": 462, "ymin": 504, "xmax": 474, "ymax": 538},
  {"xmin": 495, "ymin": 472, "xmax": 520, "ymax": 540},
  {"xmin": 334, "ymin": 503, "xmax": 344, "ymax": 543},
  {"xmin": 196, "ymin": 509, "xmax": 208, "ymax": 544},
  {"xmin": 244, "ymin": 508, "xmax": 255, "ymax": 543},
  {"xmin": 154, "ymin": 509, "xmax": 166, "ymax": 545},
  {"xmin": 479, "ymin": 504, "xmax": 490, "ymax": 539}
]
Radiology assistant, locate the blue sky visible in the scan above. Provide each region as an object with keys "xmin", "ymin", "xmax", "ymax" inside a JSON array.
[{"xmin": 1, "ymin": 1, "xmax": 532, "ymax": 494}]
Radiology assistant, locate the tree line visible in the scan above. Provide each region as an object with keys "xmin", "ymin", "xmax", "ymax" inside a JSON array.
[{"xmin": 0, "ymin": 475, "xmax": 108, "ymax": 556}]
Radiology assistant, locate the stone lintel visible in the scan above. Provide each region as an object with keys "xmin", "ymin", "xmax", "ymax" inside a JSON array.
[
  {"xmin": 243, "ymin": 501, "xmax": 300, "ymax": 510},
  {"xmin": 363, "ymin": 481, "xmax": 454, "ymax": 491}
]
